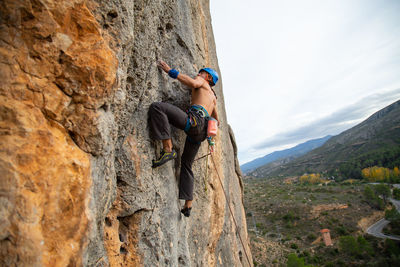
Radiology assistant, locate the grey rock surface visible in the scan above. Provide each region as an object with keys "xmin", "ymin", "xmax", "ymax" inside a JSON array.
[{"xmin": 88, "ymin": 0, "xmax": 252, "ymax": 266}]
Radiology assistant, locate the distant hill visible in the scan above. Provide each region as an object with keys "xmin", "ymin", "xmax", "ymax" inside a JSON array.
[
  {"xmin": 250, "ymin": 99, "xmax": 400, "ymax": 179},
  {"xmin": 240, "ymin": 135, "xmax": 332, "ymax": 174}
]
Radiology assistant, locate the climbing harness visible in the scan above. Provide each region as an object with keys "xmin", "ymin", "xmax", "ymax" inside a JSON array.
[
  {"xmin": 188, "ymin": 104, "xmax": 209, "ymax": 118},
  {"xmin": 184, "ymin": 105, "xmax": 209, "ymax": 134}
]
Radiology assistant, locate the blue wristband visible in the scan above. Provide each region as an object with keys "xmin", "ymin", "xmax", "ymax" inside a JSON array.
[{"xmin": 168, "ymin": 69, "xmax": 179, "ymax": 79}]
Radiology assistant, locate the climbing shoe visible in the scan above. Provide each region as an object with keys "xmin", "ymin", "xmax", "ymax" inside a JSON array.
[
  {"xmin": 152, "ymin": 149, "xmax": 177, "ymax": 168},
  {"xmin": 181, "ymin": 207, "xmax": 192, "ymax": 217}
]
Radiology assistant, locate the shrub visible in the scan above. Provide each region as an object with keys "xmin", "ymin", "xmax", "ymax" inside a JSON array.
[
  {"xmin": 262, "ymin": 229, "xmax": 268, "ymax": 236},
  {"xmin": 255, "ymin": 222, "xmax": 264, "ymax": 229},
  {"xmin": 299, "ymin": 173, "xmax": 326, "ymax": 184},
  {"xmin": 309, "ymin": 255, "xmax": 323, "ymax": 264},
  {"xmin": 339, "ymin": 235, "xmax": 358, "ymax": 255},
  {"xmin": 300, "ymin": 251, "xmax": 310, "ymax": 258},
  {"xmin": 385, "ymin": 208, "xmax": 400, "ymax": 221},
  {"xmin": 393, "ymin": 188, "xmax": 400, "ymax": 200},
  {"xmin": 336, "ymin": 260, "xmax": 346, "ymax": 266},
  {"xmin": 357, "ymin": 236, "xmax": 373, "ymax": 256},
  {"xmin": 286, "ymin": 222, "xmax": 294, "ymax": 229},
  {"xmin": 287, "ymin": 253, "xmax": 314, "ymax": 267},
  {"xmin": 363, "ymin": 185, "xmax": 385, "ymax": 210},
  {"xmin": 339, "ymin": 235, "xmax": 373, "ymax": 257},
  {"xmin": 307, "ymin": 233, "xmax": 317, "ymax": 241},
  {"xmin": 328, "ymin": 248, "xmax": 339, "ymax": 256},
  {"xmin": 330, "ymin": 218, "xmax": 339, "ymax": 223},
  {"xmin": 335, "ymin": 226, "xmax": 349, "ymax": 235},
  {"xmin": 385, "ymin": 208, "xmax": 400, "ymax": 235},
  {"xmin": 384, "ymin": 239, "xmax": 400, "ymax": 257},
  {"xmin": 283, "ymin": 235, "xmax": 292, "ymax": 242},
  {"xmin": 291, "ymin": 243, "xmax": 299, "ymax": 249},
  {"xmin": 283, "ymin": 211, "xmax": 299, "ymax": 222},
  {"xmin": 374, "ymin": 184, "xmax": 391, "ymax": 204}
]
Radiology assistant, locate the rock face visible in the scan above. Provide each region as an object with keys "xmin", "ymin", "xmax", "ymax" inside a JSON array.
[{"xmin": 0, "ymin": 0, "xmax": 252, "ymax": 266}]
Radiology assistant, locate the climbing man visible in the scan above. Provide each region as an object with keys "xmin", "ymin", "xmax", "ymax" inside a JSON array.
[{"xmin": 149, "ymin": 60, "xmax": 219, "ymax": 217}]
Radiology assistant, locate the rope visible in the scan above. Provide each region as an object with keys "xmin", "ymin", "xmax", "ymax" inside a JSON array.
[
  {"xmin": 203, "ymin": 145, "xmax": 210, "ymax": 192},
  {"xmin": 210, "ymin": 153, "xmax": 252, "ymax": 267}
]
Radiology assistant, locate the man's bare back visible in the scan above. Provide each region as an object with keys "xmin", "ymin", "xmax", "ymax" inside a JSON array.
[{"xmin": 191, "ymin": 76, "xmax": 216, "ymax": 115}]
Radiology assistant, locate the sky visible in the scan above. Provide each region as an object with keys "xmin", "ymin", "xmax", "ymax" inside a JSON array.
[{"xmin": 210, "ymin": 0, "xmax": 400, "ymax": 164}]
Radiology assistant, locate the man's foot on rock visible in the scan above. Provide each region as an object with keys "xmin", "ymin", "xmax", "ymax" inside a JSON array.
[
  {"xmin": 152, "ymin": 149, "xmax": 177, "ymax": 168},
  {"xmin": 181, "ymin": 207, "xmax": 192, "ymax": 217}
]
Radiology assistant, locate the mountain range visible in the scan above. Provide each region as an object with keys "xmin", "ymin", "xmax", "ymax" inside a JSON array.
[
  {"xmin": 248, "ymin": 99, "xmax": 400, "ymax": 179},
  {"xmin": 240, "ymin": 135, "xmax": 332, "ymax": 174}
]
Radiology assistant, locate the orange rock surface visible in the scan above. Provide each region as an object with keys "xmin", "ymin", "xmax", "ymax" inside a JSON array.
[{"xmin": 0, "ymin": 0, "xmax": 116, "ymax": 265}]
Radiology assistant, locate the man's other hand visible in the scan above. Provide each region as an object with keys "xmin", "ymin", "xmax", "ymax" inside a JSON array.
[{"xmin": 157, "ymin": 60, "xmax": 171, "ymax": 73}]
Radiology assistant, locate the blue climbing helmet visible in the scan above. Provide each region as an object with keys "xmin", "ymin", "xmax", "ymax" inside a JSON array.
[{"xmin": 199, "ymin": 68, "xmax": 219, "ymax": 86}]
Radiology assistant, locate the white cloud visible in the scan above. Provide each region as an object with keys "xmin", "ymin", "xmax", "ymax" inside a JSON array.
[
  {"xmin": 239, "ymin": 88, "xmax": 400, "ymax": 163},
  {"xmin": 255, "ymin": 88, "xmax": 400, "ymax": 149},
  {"xmin": 210, "ymin": 0, "xmax": 400, "ymax": 164}
]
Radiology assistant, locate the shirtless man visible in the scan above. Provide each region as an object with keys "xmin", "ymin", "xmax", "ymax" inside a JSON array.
[{"xmin": 149, "ymin": 60, "xmax": 219, "ymax": 217}]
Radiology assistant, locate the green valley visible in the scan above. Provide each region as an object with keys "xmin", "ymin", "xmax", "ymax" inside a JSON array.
[{"xmin": 244, "ymin": 178, "xmax": 400, "ymax": 266}]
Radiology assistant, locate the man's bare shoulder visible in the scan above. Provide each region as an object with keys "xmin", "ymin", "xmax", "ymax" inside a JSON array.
[{"xmin": 192, "ymin": 76, "xmax": 208, "ymax": 88}]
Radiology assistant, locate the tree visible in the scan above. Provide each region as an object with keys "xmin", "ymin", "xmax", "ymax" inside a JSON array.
[
  {"xmin": 364, "ymin": 186, "xmax": 375, "ymax": 201},
  {"xmin": 364, "ymin": 186, "xmax": 384, "ymax": 210},
  {"xmin": 339, "ymin": 236, "xmax": 359, "ymax": 256},
  {"xmin": 299, "ymin": 173, "xmax": 324, "ymax": 184},
  {"xmin": 287, "ymin": 254, "xmax": 314, "ymax": 267},
  {"xmin": 394, "ymin": 167, "xmax": 400, "ymax": 179},
  {"xmin": 385, "ymin": 208, "xmax": 400, "ymax": 221},
  {"xmin": 357, "ymin": 236, "xmax": 373, "ymax": 255},
  {"xmin": 393, "ymin": 188, "xmax": 400, "ymax": 200},
  {"xmin": 385, "ymin": 208, "xmax": 400, "ymax": 236},
  {"xmin": 375, "ymin": 184, "xmax": 391, "ymax": 205},
  {"xmin": 362, "ymin": 168, "xmax": 370, "ymax": 179},
  {"xmin": 339, "ymin": 235, "xmax": 373, "ymax": 257}
]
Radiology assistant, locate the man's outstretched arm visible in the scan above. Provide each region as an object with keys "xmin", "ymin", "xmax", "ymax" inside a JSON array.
[{"xmin": 157, "ymin": 60, "xmax": 204, "ymax": 89}]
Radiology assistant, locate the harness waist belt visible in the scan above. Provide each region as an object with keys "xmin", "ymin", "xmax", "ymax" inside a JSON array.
[{"xmin": 189, "ymin": 105, "xmax": 209, "ymax": 118}]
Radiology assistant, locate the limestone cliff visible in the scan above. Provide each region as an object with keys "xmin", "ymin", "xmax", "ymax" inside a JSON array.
[{"xmin": 0, "ymin": 0, "xmax": 251, "ymax": 266}]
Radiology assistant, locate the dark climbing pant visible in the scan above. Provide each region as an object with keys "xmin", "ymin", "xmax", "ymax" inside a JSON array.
[{"xmin": 149, "ymin": 102, "xmax": 208, "ymax": 200}]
